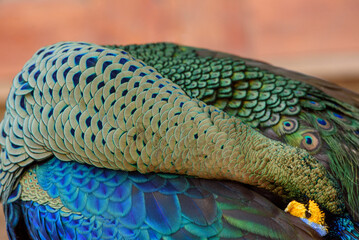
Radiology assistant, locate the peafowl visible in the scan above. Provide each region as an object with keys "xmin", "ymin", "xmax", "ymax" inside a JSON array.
[{"xmin": 1, "ymin": 42, "xmax": 358, "ymax": 239}]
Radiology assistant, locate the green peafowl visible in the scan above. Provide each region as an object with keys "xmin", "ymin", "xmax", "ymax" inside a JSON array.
[{"xmin": 1, "ymin": 42, "xmax": 358, "ymax": 239}]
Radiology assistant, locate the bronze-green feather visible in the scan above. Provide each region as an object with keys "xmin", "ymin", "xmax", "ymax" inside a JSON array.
[
  {"xmin": 0, "ymin": 42, "xmax": 341, "ymax": 214},
  {"xmin": 110, "ymin": 42, "xmax": 359, "ymax": 222}
]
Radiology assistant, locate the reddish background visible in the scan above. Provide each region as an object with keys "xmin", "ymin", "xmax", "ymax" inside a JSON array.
[{"xmin": 1, "ymin": 0, "xmax": 359, "ymax": 238}]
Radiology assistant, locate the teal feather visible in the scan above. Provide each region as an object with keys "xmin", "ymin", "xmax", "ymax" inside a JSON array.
[
  {"xmin": 15, "ymin": 82, "xmax": 33, "ymax": 96},
  {"xmin": 144, "ymin": 191, "xmax": 181, "ymax": 235},
  {"xmin": 117, "ymin": 187, "xmax": 145, "ymax": 228}
]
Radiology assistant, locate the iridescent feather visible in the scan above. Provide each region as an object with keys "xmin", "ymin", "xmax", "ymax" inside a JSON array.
[
  {"xmin": 8, "ymin": 157, "xmax": 321, "ymax": 239},
  {"xmin": 115, "ymin": 43, "xmax": 359, "ymax": 222},
  {"xmin": 1, "ymin": 42, "xmax": 359, "ymax": 239}
]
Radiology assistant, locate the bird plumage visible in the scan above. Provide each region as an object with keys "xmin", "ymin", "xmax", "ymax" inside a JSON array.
[
  {"xmin": 6, "ymin": 156, "xmax": 321, "ymax": 239},
  {"xmin": 114, "ymin": 42, "xmax": 359, "ymax": 222},
  {"xmin": 0, "ymin": 42, "xmax": 358, "ymax": 239}
]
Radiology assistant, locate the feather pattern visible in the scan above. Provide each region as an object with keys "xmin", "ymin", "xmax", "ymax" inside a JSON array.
[
  {"xmin": 12, "ymin": 156, "xmax": 321, "ymax": 239},
  {"xmin": 116, "ymin": 42, "xmax": 359, "ymax": 222},
  {"xmin": 0, "ymin": 42, "xmax": 359, "ymax": 239}
]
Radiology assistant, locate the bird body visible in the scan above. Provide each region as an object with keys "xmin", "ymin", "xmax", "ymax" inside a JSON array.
[{"xmin": 1, "ymin": 42, "xmax": 358, "ymax": 239}]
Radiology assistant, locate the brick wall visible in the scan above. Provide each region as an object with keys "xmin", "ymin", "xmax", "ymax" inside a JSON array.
[{"xmin": 0, "ymin": 0, "xmax": 359, "ymax": 238}]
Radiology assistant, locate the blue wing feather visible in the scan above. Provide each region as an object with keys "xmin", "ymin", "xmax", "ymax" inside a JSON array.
[
  {"xmin": 144, "ymin": 191, "xmax": 181, "ymax": 235},
  {"xmin": 178, "ymin": 192, "xmax": 219, "ymax": 226},
  {"xmin": 117, "ymin": 186, "xmax": 146, "ymax": 228},
  {"xmin": 6, "ymin": 156, "xmax": 323, "ymax": 239}
]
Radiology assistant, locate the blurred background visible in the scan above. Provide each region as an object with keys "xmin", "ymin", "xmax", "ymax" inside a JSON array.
[{"xmin": 0, "ymin": 0, "xmax": 359, "ymax": 238}]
